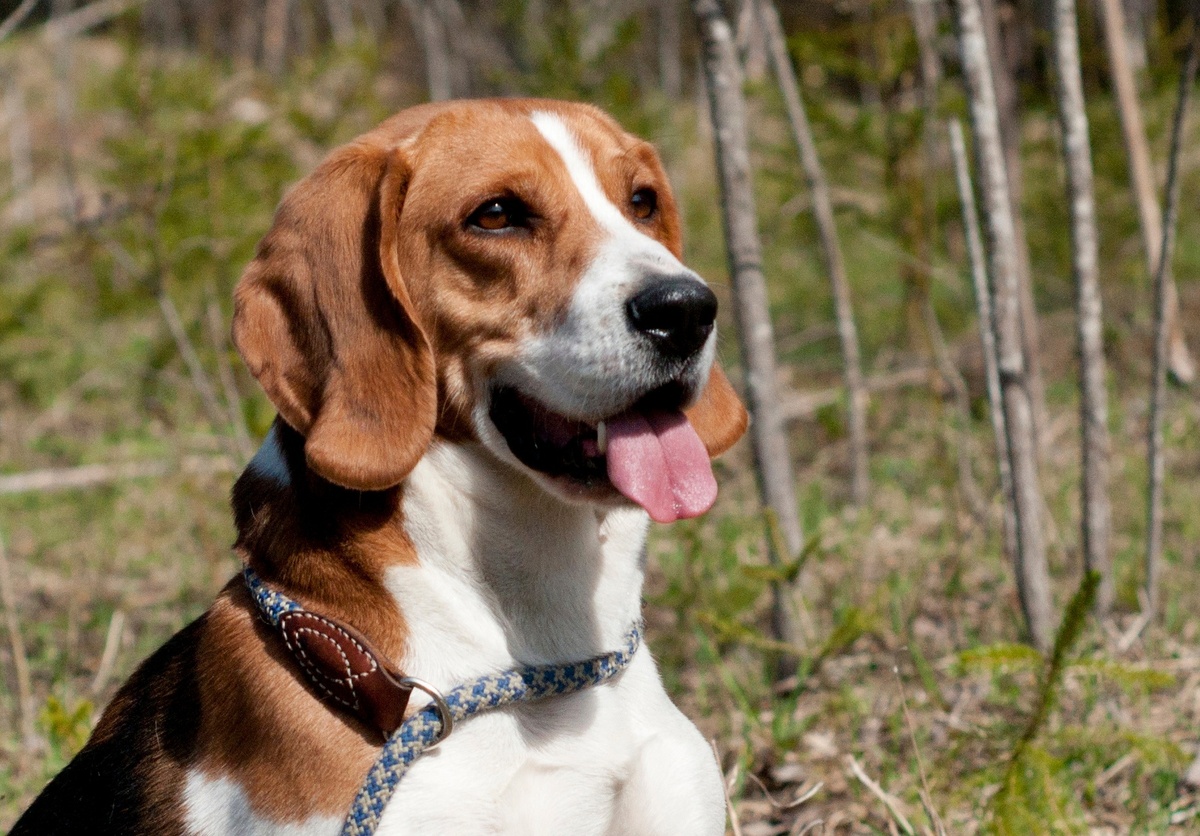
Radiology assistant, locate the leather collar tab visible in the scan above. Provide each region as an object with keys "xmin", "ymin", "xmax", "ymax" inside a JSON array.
[{"xmin": 245, "ymin": 568, "xmax": 411, "ymax": 740}]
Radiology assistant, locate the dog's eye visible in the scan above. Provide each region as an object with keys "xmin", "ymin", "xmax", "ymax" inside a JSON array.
[
  {"xmin": 468, "ymin": 198, "xmax": 527, "ymax": 232},
  {"xmin": 630, "ymin": 188, "xmax": 657, "ymax": 221}
]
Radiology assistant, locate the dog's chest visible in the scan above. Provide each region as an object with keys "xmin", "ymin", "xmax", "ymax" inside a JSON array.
[{"xmin": 375, "ymin": 655, "xmax": 663, "ymax": 833}]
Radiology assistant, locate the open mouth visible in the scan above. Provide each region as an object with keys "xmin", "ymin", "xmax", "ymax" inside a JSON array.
[{"xmin": 488, "ymin": 383, "xmax": 718, "ymax": 523}]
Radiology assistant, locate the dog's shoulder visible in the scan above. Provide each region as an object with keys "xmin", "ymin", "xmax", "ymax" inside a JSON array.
[{"xmin": 10, "ymin": 613, "xmax": 208, "ymax": 836}]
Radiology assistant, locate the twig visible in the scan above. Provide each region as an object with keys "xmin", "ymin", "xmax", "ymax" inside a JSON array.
[
  {"xmin": 205, "ymin": 284, "xmax": 254, "ymax": 462},
  {"xmin": 779, "ymin": 366, "xmax": 932, "ymax": 422},
  {"xmin": 90, "ymin": 609, "xmax": 126, "ymax": 695},
  {"xmin": 745, "ymin": 769, "xmax": 823, "ymax": 811},
  {"xmin": 922, "ymin": 297, "xmax": 987, "ymax": 523},
  {"xmin": 0, "ymin": 0, "xmax": 39, "ymax": 43},
  {"xmin": 847, "ymin": 755, "xmax": 916, "ymax": 835},
  {"xmin": 1094, "ymin": 751, "xmax": 1136, "ymax": 789},
  {"xmin": 43, "ymin": 0, "xmax": 146, "ymax": 41},
  {"xmin": 158, "ymin": 289, "xmax": 243, "ymax": 460},
  {"xmin": 893, "ymin": 658, "xmax": 946, "ymax": 836},
  {"xmin": 711, "ymin": 739, "xmax": 744, "ymax": 836},
  {"xmin": 0, "ymin": 454, "xmax": 239, "ymax": 495},
  {"xmin": 49, "ymin": 0, "xmax": 80, "ymax": 228},
  {"xmin": 948, "ymin": 118, "xmax": 1019, "ymax": 589},
  {"xmin": 3, "ymin": 67, "xmax": 35, "ymax": 226},
  {"xmin": 0, "ymin": 529, "xmax": 36, "ymax": 750},
  {"xmin": 1146, "ymin": 25, "xmax": 1198, "ymax": 621}
]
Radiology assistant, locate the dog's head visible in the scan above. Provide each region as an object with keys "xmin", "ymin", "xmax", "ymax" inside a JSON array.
[{"xmin": 233, "ymin": 99, "xmax": 747, "ymax": 522}]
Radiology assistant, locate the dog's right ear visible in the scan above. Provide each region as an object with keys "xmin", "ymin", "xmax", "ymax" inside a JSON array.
[{"xmin": 233, "ymin": 143, "xmax": 437, "ymax": 492}]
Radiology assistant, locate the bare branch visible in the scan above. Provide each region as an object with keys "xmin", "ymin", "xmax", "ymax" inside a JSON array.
[
  {"xmin": 0, "ymin": 530, "xmax": 36, "ymax": 751},
  {"xmin": 0, "ymin": 0, "xmax": 39, "ymax": 44},
  {"xmin": 43, "ymin": 0, "xmax": 146, "ymax": 41},
  {"xmin": 1098, "ymin": 0, "xmax": 1196, "ymax": 384},
  {"xmin": 846, "ymin": 755, "xmax": 916, "ymax": 835},
  {"xmin": 0, "ymin": 455, "xmax": 239, "ymax": 495},
  {"xmin": 1146, "ymin": 28, "xmax": 1198, "ymax": 619},
  {"xmin": 949, "ymin": 119, "xmax": 1013, "ymax": 541}
]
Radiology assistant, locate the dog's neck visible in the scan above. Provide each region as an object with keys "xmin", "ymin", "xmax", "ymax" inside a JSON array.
[
  {"xmin": 389, "ymin": 442, "xmax": 649, "ymax": 684},
  {"xmin": 234, "ymin": 424, "xmax": 650, "ymax": 688}
]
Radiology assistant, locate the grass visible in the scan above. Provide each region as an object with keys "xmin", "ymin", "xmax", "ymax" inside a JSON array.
[{"xmin": 2, "ymin": 24, "xmax": 1200, "ymax": 834}]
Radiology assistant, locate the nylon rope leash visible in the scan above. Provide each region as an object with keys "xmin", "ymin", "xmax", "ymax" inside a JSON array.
[{"xmin": 243, "ymin": 567, "xmax": 642, "ymax": 836}]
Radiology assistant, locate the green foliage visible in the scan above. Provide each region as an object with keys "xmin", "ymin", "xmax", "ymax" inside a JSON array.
[{"xmin": 37, "ymin": 696, "xmax": 94, "ymax": 777}]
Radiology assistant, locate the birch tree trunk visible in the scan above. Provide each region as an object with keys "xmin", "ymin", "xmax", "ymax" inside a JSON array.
[
  {"xmin": 324, "ymin": 0, "xmax": 356, "ymax": 46},
  {"xmin": 951, "ymin": 119, "xmax": 1014, "ymax": 543},
  {"xmin": 262, "ymin": 0, "xmax": 291, "ymax": 77},
  {"xmin": 659, "ymin": 0, "xmax": 683, "ymax": 100},
  {"xmin": 1050, "ymin": 0, "xmax": 1113, "ymax": 613},
  {"xmin": 402, "ymin": 0, "xmax": 453, "ymax": 101},
  {"xmin": 4, "ymin": 73, "xmax": 34, "ymax": 226},
  {"xmin": 951, "ymin": 0, "xmax": 1055, "ymax": 651},
  {"xmin": 692, "ymin": 0, "xmax": 802, "ymax": 656},
  {"xmin": 978, "ymin": 0, "xmax": 1047, "ymax": 447},
  {"xmin": 1098, "ymin": 0, "xmax": 1196, "ymax": 385},
  {"xmin": 1146, "ymin": 34, "xmax": 1197, "ymax": 619},
  {"xmin": 756, "ymin": 0, "xmax": 869, "ymax": 505}
]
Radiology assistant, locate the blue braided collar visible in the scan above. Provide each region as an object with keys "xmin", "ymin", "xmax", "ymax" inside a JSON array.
[{"xmin": 242, "ymin": 566, "xmax": 642, "ymax": 836}]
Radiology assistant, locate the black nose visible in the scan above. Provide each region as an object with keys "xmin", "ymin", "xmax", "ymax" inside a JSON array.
[{"xmin": 625, "ymin": 277, "xmax": 718, "ymax": 359}]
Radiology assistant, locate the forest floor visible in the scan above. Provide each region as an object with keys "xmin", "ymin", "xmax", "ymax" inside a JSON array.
[{"xmin": 2, "ymin": 32, "xmax": 1200, "ymax": 834}]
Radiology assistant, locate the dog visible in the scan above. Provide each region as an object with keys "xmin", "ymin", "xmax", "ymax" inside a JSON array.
[{"xmin": 13, "ymin": 98, "xmax": 747, "ymax": 835}]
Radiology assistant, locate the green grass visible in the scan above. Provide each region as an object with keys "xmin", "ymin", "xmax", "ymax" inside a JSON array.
[{"xmin": 2, "ymin": 25, "xmax": 1200, "ymax": 834}]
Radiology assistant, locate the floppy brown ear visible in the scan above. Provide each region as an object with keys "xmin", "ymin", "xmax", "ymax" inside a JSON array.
[
  {"xmin": 685, "ymin": 363, "xmax": 748, "ymax": 457},
  {"xmin": 232, "ymin": 143, "xmax": 436, "ymax": 491}
]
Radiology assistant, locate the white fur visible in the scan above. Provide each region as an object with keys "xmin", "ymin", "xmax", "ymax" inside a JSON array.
[
  {"xmin": 183, "ymin": 771, "xmax": 340, "ymax": 836},
  {"xmin": 373, "ymin": 442, "xmax": 724, "ymax": 834}
]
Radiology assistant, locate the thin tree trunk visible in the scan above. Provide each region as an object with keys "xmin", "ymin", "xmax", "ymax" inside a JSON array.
[
  {"xmin": 1146, "ymin": 31, "xmax": 1197, "ymax": 620},
  {"xmin": 402, "ymin": 0, "xmax": 453, "ymax": 101},
  {"xmin": 262, "ymin": 0, "xmax": 291, "ymax": 77},
  {"xmin": 49, "ymin": 0, "xmax": 80, "ymax": 229},
  {"xmin": 951, "ymin": 120, "xmax": 1016, "ymax": 555},
  {"xmin": 4, "ymin": 72, "xmax": 34, "ymax": 226},
  {"xmin": 978, "ymin": 0, "xmax": 1047, "ymax": 448},
  {"xmin": 951, "ymin": 0, "xmax": 1055, "ymax": 652},
  {"xmin": 1050, "ymin": 0, "xmax": 1113, "ymax": 613},
  {"xmin": 757, "ymin": 0, "xmax": 869, "ymax": 505},
  {"xmin": 1098, "ymin": 0, "xmax": 1196, "ymax": 385},
  {"xmin": 909, "ymin": 0, "xmax": 986, "ymax": 520},
  {"xmin": 325, "ymin": 0, "xmax": 356, "ymax": 46},
  {"xmin": 736, "ymin": 0, "xmax": 768, "ymax": 82},
  {"xmin": 692, "ymin": 0, "xmax": 802, "ymax": 660},
  {"xmin": 659, "ymin": 0, "xmax": 683, "ymax": 100}
]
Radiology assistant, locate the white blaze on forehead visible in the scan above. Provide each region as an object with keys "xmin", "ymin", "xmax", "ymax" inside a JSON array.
[{"xmin": 530, "ymin": 111, "xmax": 675, "ymax": 263}]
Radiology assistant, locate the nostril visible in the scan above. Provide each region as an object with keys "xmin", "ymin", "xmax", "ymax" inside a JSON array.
[{"xmin": 626, "ymin": 276, "xmax": 718, "ymax": 359}]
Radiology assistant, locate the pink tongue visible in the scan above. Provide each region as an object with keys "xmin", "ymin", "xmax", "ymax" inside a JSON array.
[{"xmin": 606, "ymin": 410, "xmax": 718, "ymax": 523}]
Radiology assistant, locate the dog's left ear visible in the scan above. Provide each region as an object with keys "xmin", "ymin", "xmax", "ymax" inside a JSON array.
[{"xmin": 686, "ymin": 363, "xmax": 748, "ymax": 457}]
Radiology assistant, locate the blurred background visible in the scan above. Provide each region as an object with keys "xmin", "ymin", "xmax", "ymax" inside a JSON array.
[{"xmin": 1, "ymin": 0, "xmax": 1200, "ymax": 831}]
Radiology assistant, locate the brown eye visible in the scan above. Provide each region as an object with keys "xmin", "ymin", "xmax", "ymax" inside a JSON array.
[
  {"xmin": 467, "ymin": 197, "xmax": 530, "ymax": 233},
  {"xmin": 630, "ymin": 188, "xmax": 657, "ymax": 221}
]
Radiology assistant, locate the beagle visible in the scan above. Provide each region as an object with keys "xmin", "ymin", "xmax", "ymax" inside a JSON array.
[{"xmin": 13, "ymin": 98, "xmax": 747, "ymax": 835}]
